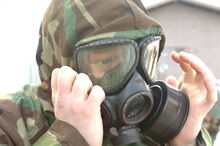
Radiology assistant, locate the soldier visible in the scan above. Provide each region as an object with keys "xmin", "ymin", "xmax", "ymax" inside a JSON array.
[{"xmin": 0, "ymin": 0, "xmax": 217, "ymax": 145}]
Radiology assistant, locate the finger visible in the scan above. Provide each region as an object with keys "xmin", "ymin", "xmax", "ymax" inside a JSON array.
[
  {"xmin": 204, "ymin": 76, "xmax": 217, "ymax": 105},
  {"xmin": 51, "ymin": 68, "xmax": 59, "ymax": 105},
  {"xmin": 171, "ymin": 52, "xmax": 195, "ymax": 83},
  {"xmin": 171, "ymin": 51, "xmax": 181, "ymax": 63},
  {"xmin": 51, "ymin": 68, "xmax": 59, "ymax": 93},
  {"xmin": 179, "ymin": 52, "xmax": 211, "ymax": 78},
  {"xmin": 72, "ymin": 73, "xmax": 93, "ymax": 100},
  {"xmin": 57, "ymin": 66, "xmax": 78, "ymax": 93},
  {"xmin": 166, "ymin": 76, "xmax": 178, "ymax": 88},
  {"xmin": 171, "ymin": 52, "xmax": 194, "ymax": 73},
  {"xmin": 87, "ymin": 85, "xmax": 105, "ymax": 107}
]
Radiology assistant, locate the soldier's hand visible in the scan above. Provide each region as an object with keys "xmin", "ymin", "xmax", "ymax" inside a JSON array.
[
  {"xmin": 51, "ymin": 66, "xmax": 105, "ymax": 146},
  {"xmin": 168, "ymin": 52, "xmax": 217, "ymax": 146}
]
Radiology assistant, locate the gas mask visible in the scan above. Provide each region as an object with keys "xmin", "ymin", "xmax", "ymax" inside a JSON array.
[{"xmin": 73, "ymin": 36, "xmax": 189, "ymax": 145}]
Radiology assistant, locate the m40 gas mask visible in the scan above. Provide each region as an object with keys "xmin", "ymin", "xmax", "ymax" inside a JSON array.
[{"xmin": 73, "ymin": 36, "xmax": 189, "ymax": 145}]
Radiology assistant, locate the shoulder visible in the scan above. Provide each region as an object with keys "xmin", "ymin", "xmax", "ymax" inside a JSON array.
[
  {"xmin": 0, "ymin": 84, "xmax": 51, "ymax": 145},
  {"xmin": 0, "ymin": 84, "xmax": 42, "ymax": 112}
]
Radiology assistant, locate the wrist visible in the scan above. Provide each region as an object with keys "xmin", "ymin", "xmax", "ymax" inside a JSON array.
[
  {"xmin": 168, "ymin": 114, "xmax": 203, "ymax": 146},
  {"xmin": 50, "ymin": 120, "xmax": 90, "ymax": 146}
]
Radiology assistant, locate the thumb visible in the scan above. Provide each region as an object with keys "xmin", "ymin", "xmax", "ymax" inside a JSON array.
[{"xmin": 166, "ymin": 76, "xmax": 178, "ymax": 88}]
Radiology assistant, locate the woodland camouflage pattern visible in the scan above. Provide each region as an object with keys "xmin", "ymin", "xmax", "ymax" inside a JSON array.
[{"xmin": 0, "ymin": 0, "xmax": 212, "ymax": 145}]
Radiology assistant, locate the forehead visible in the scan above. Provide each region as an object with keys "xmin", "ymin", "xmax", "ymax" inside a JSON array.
[{"xmin": 88, "ymin": 47, "xmax": 123, "ymax": 60}]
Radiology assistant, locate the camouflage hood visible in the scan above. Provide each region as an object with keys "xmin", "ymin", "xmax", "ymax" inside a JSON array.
[{"xmin": 36, "ymin": 0, "xmax": 165, "ymax": 116}]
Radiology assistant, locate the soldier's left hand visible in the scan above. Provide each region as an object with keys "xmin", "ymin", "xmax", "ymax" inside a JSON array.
[{"xmin": 167, "ymin": 52, "xmax": 217, "ymax": 146}]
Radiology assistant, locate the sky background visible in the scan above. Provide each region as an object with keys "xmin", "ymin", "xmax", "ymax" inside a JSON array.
[{"xmin": 0, "ymin": 0, "xmax": 51, "ymax": 94}]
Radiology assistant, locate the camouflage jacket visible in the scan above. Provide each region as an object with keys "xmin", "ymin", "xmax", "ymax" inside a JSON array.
[
  {"xmin": 0, "ymin": 85, "xmax": 212, "ymax": 146},
  {"xmin": 0, "ymin": 0, "xmax": 213, "ymax": 145},
  {"xmin": 203, "ymin": 117, "xmax": 220, "ymax": 142}
]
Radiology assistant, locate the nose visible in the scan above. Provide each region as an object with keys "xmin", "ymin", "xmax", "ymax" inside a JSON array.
[{"xmin": 93, "ymin": 70, "xmax": 106, "ymax": 79}]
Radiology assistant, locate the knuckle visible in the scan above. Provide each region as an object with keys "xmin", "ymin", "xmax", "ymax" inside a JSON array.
[
  {"xmin": 78, "ymin": 73, "xmax": 90, "ymax": 81},
  {"xmin": 89, "ymin": 85, "xmax": 105, "ymax": 103},
  {"xmin": 60, "ymin": 66, "xmax": 71, "ymax": 71},
  {"xmin": 60, "ymin": 66, "xmax": 78, "ymax": 76},
  {"xmin": 52, "ymin": 68, "xmax": 60, "ymax": 75},
  {"xmin": 93, "ymin": 85, "xmax": 105, "ymax": 97},
  {"xmin": 75, "ymin": 73, "xmax": 93, "ymax": 87}
]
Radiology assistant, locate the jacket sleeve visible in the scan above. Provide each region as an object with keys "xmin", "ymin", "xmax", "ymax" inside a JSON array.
[
  {"xmin": 0, "ymin": 117, "xmax": 89, "ymax": 146},
  {"xmin": 140, "ymin": 128, "xmax": 213, "ymax": 146},
  {"xmin": 196, "ymin": 128, "xmax": 212, "ymax": 146},
  {"xmin": 0, "ymin": 85, "xmax": 89, "ymax": 146},
  {"xmin": 33, "ymin": 120, "xmax": 89, "ymax": 146}
]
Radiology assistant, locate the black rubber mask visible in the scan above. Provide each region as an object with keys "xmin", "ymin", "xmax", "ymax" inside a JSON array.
[{"xmin": 73, "ymin": 36, "xmax": 189, "ymax": 145}]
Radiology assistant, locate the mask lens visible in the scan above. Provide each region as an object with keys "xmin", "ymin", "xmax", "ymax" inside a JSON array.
[
  {"xmin": 76, "ymin": 40, "xmax": 137, "ymax": 92},
  {"xmin": 141, "ymin": 37, "xmax": 161, "ymax": 79}
]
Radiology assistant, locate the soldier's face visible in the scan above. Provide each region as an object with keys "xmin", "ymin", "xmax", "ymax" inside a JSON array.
[{"xmin": 88, "ymin": 48, "xmax": 122, "ymax": 79}]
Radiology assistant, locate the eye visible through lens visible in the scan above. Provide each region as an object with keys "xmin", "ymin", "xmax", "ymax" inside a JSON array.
[{"xmin": 88, "ymin": 47, "xmax": 123, "ymax": 79}]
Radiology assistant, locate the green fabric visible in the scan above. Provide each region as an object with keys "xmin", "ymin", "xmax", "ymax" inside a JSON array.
[
  {"xmin": 201, "ymin": 128, "xmax": 213, "ymax": 146},
  {"xmin": 9, "ymin": 88, "xmax": 42, "ymax": 113},
  {"xmin": 33, "ymin": 132, "xmax": 61, "ymax": 146},
  {"xmin": 64, "ymin": 0, "xmax": 77, "ymax": 47},
  {"xmin": 75, "ymin": 27, "xmax": 164, "ymax": 47}
]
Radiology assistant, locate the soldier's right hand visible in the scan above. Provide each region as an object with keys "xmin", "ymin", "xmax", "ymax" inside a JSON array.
[{"xmin": 51, "ymin": 66, "xmax": 105, "ymax": 146}]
